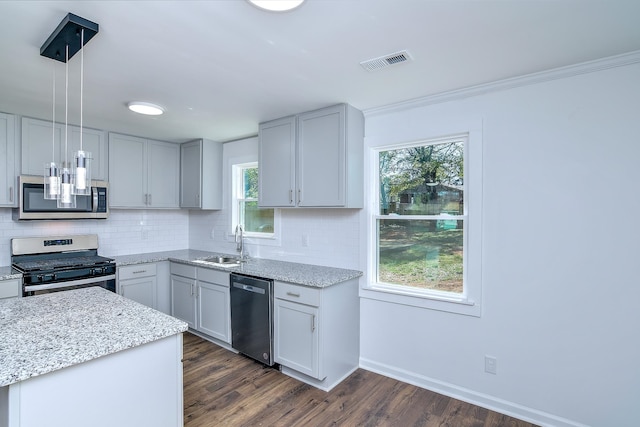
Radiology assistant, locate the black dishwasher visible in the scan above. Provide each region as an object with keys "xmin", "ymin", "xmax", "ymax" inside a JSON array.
[{"xmin": 230, "ymin": 273, "xmax": 275, "ymax": 366}]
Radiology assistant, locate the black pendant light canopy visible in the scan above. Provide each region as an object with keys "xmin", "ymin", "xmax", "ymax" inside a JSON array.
[{"xmin": 40, "ymin": 13, "xmax": 99, "ymax": 62}]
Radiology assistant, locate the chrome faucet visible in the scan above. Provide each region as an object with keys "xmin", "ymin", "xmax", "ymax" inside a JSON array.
[{"xmin": 235, "ymin": 225, "xmax": 245, "ymax": 260}]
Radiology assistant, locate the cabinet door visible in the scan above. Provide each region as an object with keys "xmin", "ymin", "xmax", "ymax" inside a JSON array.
[
  {"xmin": 120, "ymin": 276, "xmax": 157, "ymax": 309},
  {"xmin": 0, "ymin": 113, "xmax": 17, "ymax": 206},
  {"xmin": 297, "ymin": 104, "xmax": 345, "ymax": 207},
  {"xmin": 108, "ymin": 133, "xmax": 147, "ymax": 207},
  {"xmin": 180, "ymin": 140, "xmax": 202, "ymax": 208},
  {"xmin": 274, "ymin": 298, "xmax": 321, "ymax": 379},
  {"xmin": 21, "ymin": 117, "xmax": 63, "ymax": 175},
  {"xmin": 0, "ymin": 278, "xmax": 21, "ymax": 299},
  {"xmin": 198, "ymin": 281, "xmax": 230, "ymax": 343},
  {"xmin": 147, "ymin": 140, "xmax": 180, "ymax": 208},
  {"xmin": 258, "ymin": 116, "xmax": 296, "ymax": 207},
  {"xmin": 171, "ymin": 274, "xmax": 196, "ymax": 328},
  {"xmin": 69, "ymin": 127, "xmax": 107, "ymax": 181}
]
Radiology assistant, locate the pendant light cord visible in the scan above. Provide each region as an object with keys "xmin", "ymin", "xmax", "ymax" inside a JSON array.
[
  {"xmin": 65, "ymin": 44, "xmax": 68, "ymax": 167},
  {"xmin": 80, "ymin": 28, "xmax": 84, "ymax": 151},
  {"xmin": 52, "ymin": 63, "xmax": 56, "ymax": 162}
]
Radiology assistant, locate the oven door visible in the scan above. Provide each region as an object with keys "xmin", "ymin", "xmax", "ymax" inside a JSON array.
[{"xmin": 23, "ymin": 274, "xmax": 116, "ymax": 296}]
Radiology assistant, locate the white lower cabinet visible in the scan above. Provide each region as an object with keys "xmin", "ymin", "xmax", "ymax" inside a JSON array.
[
  {"xmin": 118, "ymin": 263, "xmax": 157, "ymax": 310},
  {"xmin": 196, "ymin": 268, "xmax": 230, "ymax": 342},
  {"xmin": 170, "ymin": 264, "xmax": 197, "ymax": 329},
  {"xmin": 170, "ymin": 262, "xmax": 230, "ymax": 343},
  {"xmin": 273, "ymin": 278, "xmax": 360, "ymax": 391},
  {"xmin": 274, "ymin": 297, "xmax": 320, "ymax": 379},
  {"xmin": 0, "ymin": 278, "xmax": 21, "ymax": 299}
]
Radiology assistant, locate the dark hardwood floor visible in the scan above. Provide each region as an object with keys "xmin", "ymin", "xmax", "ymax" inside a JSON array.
[{"xmin": 183, "ymin": 332, "xmax": 537, "ymax": 427}]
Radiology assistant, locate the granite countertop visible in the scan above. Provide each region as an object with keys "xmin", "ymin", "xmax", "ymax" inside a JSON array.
[
  {"xmin": 112, "ymin": 250, "xmax": 362, "ymax": 288},
  {"xmin": 0, "ymin": 266, "xmax": 21, "ymax": 281},
  {"xmin": 0, "ymin": 287, "xmax": 188, "ymax": 387}
]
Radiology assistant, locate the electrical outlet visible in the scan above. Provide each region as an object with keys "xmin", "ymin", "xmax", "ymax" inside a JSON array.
[
  {"xmin": 302, "ymin": 233, "xmax": 310, "ymax": 247},
  {"xmin": 485, "ymin": 355, "xmax": 497, "ymax": 375},
  {"xmin": 142, "ymin": 230, "xmax": 148, "ymax": 240},
  {"xmin": 210, "ymin": 228, "xmax": 215, "ymax": 239}
]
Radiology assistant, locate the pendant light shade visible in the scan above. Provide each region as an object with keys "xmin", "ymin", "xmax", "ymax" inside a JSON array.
[
  {"xmin": 73, "ymin": 150, "xmax": 92, "ymax": 194},
  {"xmin": 44, "ymin": 162, "xmax": 60, "ymax": 199},
  {"xmin": 57, "ymin": 167, "xmax": 76, "ymax": 208}
]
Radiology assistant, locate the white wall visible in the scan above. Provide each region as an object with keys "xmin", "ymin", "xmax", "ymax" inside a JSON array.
[
  {"xmin": 359, "ymin": 58, "xmax": 640, "ymax": 426},
  {"xmin": 189, "ymin": 136, "xmax": 361, "ymax": 270},
  {"xmin": 0, "ymin": 209, "xmax": 189, "ymax": 265}
]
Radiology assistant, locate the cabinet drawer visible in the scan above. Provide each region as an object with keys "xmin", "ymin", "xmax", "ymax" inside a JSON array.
[
  {"xmin": 274, "ymin": 281, "xmax": 321, "ymax": 307},
  {"xmin": 170, "ymin": 262, "xmax": 196, "ymax": 279},
  {"xmin": 197, "ymin": 267, "xmax": 229, "ymax": 286},
  {"xmin": 119, "ymin": 263, "xmax": 157, "ymax": 280}
]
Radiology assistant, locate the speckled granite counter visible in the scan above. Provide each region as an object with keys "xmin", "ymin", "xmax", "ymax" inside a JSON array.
[
  {"xmin": 0, "ymin": 266, "xmax": 21, "ymax": 281},
  {"xmin": 0, "ymin": 286, "xmax": 188, "ymax": 387},
  {"xmin": 112, "ymin": 250, "xmax": 362, "ymax": 288}
]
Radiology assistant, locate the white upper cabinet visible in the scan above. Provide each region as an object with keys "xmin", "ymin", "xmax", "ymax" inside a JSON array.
[
  {"xmin": 21, "ymin": 117, "xmax": 107, "ymax": 181},
  {"xmin": 258, "ymin": 116, "xmax": 296, "ymax": 207},
  {"xmin": 180, "ymin": 138, "xmax": 223, "ymax": 210},
  {"xmin": 0, "ymin": 112, "xmax": 18, "ymax": 207},
  {"xmin": 108, "ymin": 133, "xmax": 180, "ymax": 209},
  {"xmin": 258, "ymin": 103, "xmax": 363, "ymax": 208}
]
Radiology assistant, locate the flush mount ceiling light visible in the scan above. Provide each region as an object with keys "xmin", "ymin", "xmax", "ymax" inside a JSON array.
[
  {"xmin": 248, "ymin": 0, "xmax": 305, "ymax": 12},
  {"xmin": 127, "ymin": 102, "xmax": 165, "ymax": 116}
]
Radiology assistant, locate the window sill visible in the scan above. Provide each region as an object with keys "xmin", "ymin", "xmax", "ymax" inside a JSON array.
[{"xmin": 360, "ymin": 283, "xmax": 481, "ymax": 317}]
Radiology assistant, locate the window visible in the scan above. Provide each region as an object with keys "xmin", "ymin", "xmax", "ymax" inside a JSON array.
[
  {"xmin": 232, "ymin": 162, "xmax": 275, "ymax": 238},
  {"xmin": 367, "ymin": 130, "xmax": 481, "ymax": 316}
]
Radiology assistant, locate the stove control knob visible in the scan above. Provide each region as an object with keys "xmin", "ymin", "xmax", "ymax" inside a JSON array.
[
  {"xmin": 51, "ymin": 273, "xmax": 56, "ymax": 281},
  {"xmin": 37, "ymin": 274, "xmax": 44, "ymax": 282}
]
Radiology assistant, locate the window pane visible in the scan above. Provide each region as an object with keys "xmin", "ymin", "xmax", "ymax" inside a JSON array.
[
  {"xmin": 378, "ymin": 219, "xmax": 463, "ymax": 293},
  {"xmin": 243, "ymin": 201, "xmax": 274, "ymax": 233},
  {"xmin": 379, "ymin": 141, "xmax": 463, "ymax": 215},
  {"xmin": 243, "ymin": 167, "xmax": 259, "ymax": 199}
]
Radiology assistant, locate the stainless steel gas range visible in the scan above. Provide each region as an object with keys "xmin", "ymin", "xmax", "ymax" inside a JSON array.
[{"xmin": 11, "ymin": 235, "xmax": 116, "ymax": 297}]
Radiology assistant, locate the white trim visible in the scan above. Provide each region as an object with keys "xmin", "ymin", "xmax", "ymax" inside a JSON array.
[
  {"xmin": 364, "ymin": 120, "xmax": 483, "ymax": 317},
  {"xmin": 359, "ymin": 357, "xmax": 590, "ymax": 427},
  {"xmin": 364, "ymin": 50, "xmax": 640, "ymax": 118}
]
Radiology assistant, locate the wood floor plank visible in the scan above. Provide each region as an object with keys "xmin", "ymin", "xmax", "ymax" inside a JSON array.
[{"xmin": 183, "ymin": 333, "xmax": 539, "ymax": 427}]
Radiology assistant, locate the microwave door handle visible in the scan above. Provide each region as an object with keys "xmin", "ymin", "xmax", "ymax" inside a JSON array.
[{"xmin": 92, "ymin": 188, "xmax": 99, "ymax": 212}]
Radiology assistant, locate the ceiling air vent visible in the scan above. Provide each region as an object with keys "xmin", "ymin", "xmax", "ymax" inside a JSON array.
[{"xmin": 360, "ymin": 50, "xmax": 413, "ymax": 72}]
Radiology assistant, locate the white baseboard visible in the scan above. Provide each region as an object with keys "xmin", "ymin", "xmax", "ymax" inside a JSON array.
[{"xmin": 359, "ymin": 357, "xmax": 589, "ymax": 427}]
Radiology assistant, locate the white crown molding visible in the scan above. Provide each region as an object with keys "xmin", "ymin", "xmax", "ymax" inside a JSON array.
[{"xmin": 364, "ymin": 50, "xmax": 640, "ymax": 117}]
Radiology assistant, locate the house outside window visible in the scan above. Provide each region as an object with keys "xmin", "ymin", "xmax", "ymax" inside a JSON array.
[{"xmin": 232, "ymin": 162, "xmax": 275, "ymax": 237}]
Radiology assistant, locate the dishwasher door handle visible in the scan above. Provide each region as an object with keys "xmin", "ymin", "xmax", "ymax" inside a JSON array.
[{"xmin": 233, "ymin": 282, "xmax": 266, "ymax": 295}]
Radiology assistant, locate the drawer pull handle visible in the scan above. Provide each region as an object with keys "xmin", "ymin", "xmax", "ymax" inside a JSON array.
[
  {"xmin": 132, "ymin": 270, "xmax": 147, "ymax": 274},
  {"xmin": 286, "ymin": 291, "xmax": 300, "ymax": 297}
]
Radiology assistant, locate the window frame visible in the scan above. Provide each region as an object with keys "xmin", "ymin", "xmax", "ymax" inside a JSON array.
[
  {"xmin": 362, "ymin": 124, "xmax": 483, "ymax": 317},
  {"xmin": 231, "ymin": 161, "xmax": 277, "ymax": 239}
]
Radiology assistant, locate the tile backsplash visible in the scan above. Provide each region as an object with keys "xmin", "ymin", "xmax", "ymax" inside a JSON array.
[
  {"xmin": 0, "ymin": 208, "xmax": 189, "ymax": 266},
  {"xmin": 1, "ymin": 206, "xmax": 360, "ymax": 270}
]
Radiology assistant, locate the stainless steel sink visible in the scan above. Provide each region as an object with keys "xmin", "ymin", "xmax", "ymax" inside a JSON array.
[
  {"xmin": 205, "ymin": 256, "xmax": 241, "ymax": 265},
  {"xmin": 193, "ymin": 255, "xmax": 242, "ymax": 267}
]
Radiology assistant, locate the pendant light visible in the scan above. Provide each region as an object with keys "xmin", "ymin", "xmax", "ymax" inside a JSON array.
[
  {"xmin": 40, "ymin": 13, "xmax": 99, "ymax": 206},
  {"xmin": 58, "ymin": 44, "xmax": 76, "ymax": 209},
  {"xmin": 73, "ymin": 28, "xmax": 92, "ymax": 195},
  {"xmin": 44, "ymin": 64, "xmax": 60, "ymax": 199}
]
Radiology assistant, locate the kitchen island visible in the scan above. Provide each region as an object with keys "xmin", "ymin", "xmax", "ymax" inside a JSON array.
[{"xmin": 0, "ymin": 287, "xmax": 188, "ymax": 427}]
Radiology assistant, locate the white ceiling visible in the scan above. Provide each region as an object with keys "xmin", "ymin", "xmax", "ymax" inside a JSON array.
[{"xmin": 1, "ymin": 0, "xmax": 639, "ymax": 143}]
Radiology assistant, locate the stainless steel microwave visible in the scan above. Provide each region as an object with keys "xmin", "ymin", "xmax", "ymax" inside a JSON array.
[{"xmin": 13, "ymin": 175, "xmax": 109, "ymax": 220}]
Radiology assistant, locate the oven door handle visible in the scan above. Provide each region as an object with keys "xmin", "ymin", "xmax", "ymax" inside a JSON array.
[{"xmin": 24, "ymin": 274, "xmax": 116, "ymax": 292}]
